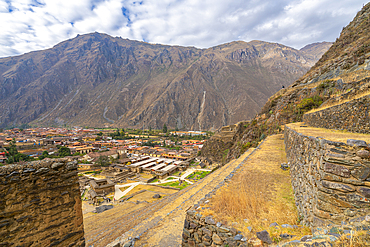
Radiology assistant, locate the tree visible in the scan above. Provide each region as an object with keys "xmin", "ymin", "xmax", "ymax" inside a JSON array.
[
  {"xmin": 58, "ymin": 146, "xmax": 71, "ymax": 157},
  {"xmin": 163, "ymin": 123, "xmax": 168, "ymax": 133},
  {"xmin": 97, "ymin": 156, "xmax": 110, "ymax": 167},
  {"xmin": 97, "ymin": 131, "xmax": 103, "ymax": 136},
  {"xmin": 4, "ymin": 139, "xmax": 32, "ymax": 163},
  {"xmin": 38, "ymin": 150, "xmax": 49, "ymax": 160}
]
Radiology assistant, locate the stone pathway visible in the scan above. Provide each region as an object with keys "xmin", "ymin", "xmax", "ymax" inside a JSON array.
[{"xmin": 114, "ymin": 182, "xmax": 143, "ymax": 200}]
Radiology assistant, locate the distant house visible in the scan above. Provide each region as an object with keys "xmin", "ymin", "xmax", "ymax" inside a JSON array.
[
  {"xmin": 83, "ymin": 150, "xmax": 119, "ymax": 162},
  {"xmin": 0, "ymin": 152, "xmax": 6, "ymax": 163}
]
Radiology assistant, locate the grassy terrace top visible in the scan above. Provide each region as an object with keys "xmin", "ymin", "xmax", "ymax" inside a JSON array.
[
  {"xmin": 202, "ymin": 134, "xmax": 310, "ymax": 244},
  {"xmin": 287, "ymin": 122, "xmax": 370, "ymax": 143}
]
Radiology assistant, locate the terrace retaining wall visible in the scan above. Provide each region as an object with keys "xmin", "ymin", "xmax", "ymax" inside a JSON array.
[
  {"xmin": 303, "ymin": 95, "xmax": 370, "ymax": 134},
  {"xmin": 0, "ymin": 158, "xmax": 85, "ymax": 247},
  {"xmin": 285, "ymin": 125, "xmax": 370, "ymax": 227}
]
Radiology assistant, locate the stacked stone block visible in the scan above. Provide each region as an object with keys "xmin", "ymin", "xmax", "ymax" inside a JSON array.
[
  {"xmin": 285, "ymin": 126, "xmax": 370, "ymax": 227},
  {"xmin": 182, "ymin": 209, "xmax": 249, "ymax": 247},
  {"xmin": 0, "ymin": 158, "xmax": 85, "ymax": 246}
]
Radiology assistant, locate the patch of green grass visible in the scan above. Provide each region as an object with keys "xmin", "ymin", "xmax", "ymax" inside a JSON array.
[
  {"xmin": 172, "ymin": 171, "xmax": 181, "ymax": 176},
  {"xmin": 160, "ymin": 181, "xmax": 190, "ymax": 190},
  {"xmin": 186, "ymin": 171, "xmax": 210, "ymax": 180},
  {"xmin": 150, "ymin": 178, "xmax": 159, "ymax": 183},
  {"xmin": 84, "ymin": 170, "xmax": 101, "ymax": 175}
]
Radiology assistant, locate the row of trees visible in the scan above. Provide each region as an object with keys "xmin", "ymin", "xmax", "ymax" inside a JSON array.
[{"xmin": 2, "ymin": 140, "xmax": 75, "ymax": 164}]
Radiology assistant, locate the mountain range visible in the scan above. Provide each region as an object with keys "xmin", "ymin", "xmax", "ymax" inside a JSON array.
[{"xmin": 0, "ymin": 33, "xmax": 332, "ymax": 130}]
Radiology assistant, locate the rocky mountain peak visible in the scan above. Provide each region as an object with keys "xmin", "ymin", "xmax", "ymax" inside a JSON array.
[{"xmin": 0, "ymin": 34, "xmax": 331, "ymax": 130}]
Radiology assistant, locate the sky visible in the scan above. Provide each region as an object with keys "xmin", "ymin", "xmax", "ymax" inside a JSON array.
[{"xmin": 0, "ymin": 0, "xmax": 367, "ymax": 58}]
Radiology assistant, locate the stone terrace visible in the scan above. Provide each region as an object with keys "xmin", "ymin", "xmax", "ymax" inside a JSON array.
[{"xmin": 0, "ymin": 158, "xmax": 85, "ymax": 247}]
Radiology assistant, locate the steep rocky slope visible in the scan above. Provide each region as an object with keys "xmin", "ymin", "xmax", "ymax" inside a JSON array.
[
  {"xmin": 0, "ymin": 34, "xmax": 330, "ymax": 130},
  {"xmin": 201, "ymin": 2, "xmax": 370, "ymax": 163}
]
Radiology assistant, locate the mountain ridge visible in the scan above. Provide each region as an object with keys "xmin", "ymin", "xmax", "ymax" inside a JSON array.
[{"xmin": 0, "ymin": 33, "xmax": 332, "ymax": 130}]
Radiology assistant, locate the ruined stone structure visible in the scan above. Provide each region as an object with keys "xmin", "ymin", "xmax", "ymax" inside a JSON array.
[
  {"xmin": 0, "ymin": 158, "xmax": 85, "ymax": 246},
  {"xmin": 90, "ymin": 178, "xmax": 115, "ymax": 196},
  {"xmin": 303, "ymin": 95, "xmax": 370, "ymax": 134},
  {"xmin": 285, "ymin": 126, "xmax": 370, "ymax": 227}
]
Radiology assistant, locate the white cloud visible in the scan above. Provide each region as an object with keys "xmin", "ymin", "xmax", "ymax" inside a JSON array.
[{"xmin": 0, "ymin": 0, "xmax": 366, "ymax": 57}]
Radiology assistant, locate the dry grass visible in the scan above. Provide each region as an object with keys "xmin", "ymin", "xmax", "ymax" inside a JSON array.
[
  {"xmin": 205, "ymin": 135, "xmax": 310, "ymax": 243},
  {"xmin": 125, "ymin": 191, "xmax": 166, "ymax": 203},
  {"xmin": 287, "ymin": 122, "xmax": 370, "ymax": 143},
  {"xmin": 334, "ymin": 230, "xmax": 370, "ymax": 247}
]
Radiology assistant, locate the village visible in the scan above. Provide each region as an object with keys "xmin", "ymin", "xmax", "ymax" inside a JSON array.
[{"xmin": 0, "ymin": 126, "xmax": 215, "ymax": 213}]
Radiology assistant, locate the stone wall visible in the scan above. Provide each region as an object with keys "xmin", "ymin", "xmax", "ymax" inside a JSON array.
[
  {"xmin": 285, "ymin": 125, "xmax": 370, "ymax": 227},
  {"xmin": 183, "ymin": 208, "xmax": 249, "ymax": 247},
  {"xmin": 0, "ymin": 158, "xmax": 85, "ymax": 246},
  {"xmin": 303, "ymin": 95, "xmax": 370, "ymax": 134}
]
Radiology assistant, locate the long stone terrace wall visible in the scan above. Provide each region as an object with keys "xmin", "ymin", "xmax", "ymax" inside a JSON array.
[
  {"xmin": 0, "ymin": 158, "xmax": 85, "ymax": 247},
  {"xmin": 303, "ymin": 95, "xmax": 370, "ymax": 134},
  {"xmin": 285, "ymin": 125, "xmax": 370, "ymax": 227}
]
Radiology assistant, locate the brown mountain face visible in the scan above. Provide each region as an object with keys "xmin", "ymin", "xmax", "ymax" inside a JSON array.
[
  {"xmin": 0, "ymin": 33, "xmax": 331, "ymax": 130},
  {"xmin": 201, "ymin": 3, "xmax": 370, "ymax": 163}
]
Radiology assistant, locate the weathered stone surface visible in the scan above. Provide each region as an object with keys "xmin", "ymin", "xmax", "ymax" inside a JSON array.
[
  {"xmin": 184, "ymin": 219, "xmax": 190, "ymax": 229},
  {"xmin": 314, "ymin": 206, "xmax": 331, "ymax": 219},
  {"xmin": 358, "ymin": 187, "xmax": 370, "ymax": 198},
  {"xmin": 234, "ymin": 234, "xmax": 243, "ymax": 241},
  {"xmin": 212, "ymin": 233, "xmax": 223, "ymax": 245},
  {"xmin": 344, "ymin": 209, "xmax": 357, "ymax": 217},
  {"xmin": 202, "ymin": 234, "xmax": 211, "ymax": 242},
  {"xmin": 247, "ymin": 237, "xmax": 263, "ymax": 247},
  {"xmin": 352, "ymin": 167, "xmax": 370, "ymax": 180},
  {"xmin": 322, "ymin": 180, "xmax": 355, "ymax": 192},
  {"xmin": 217, "ymin": 226, "xmax": 230, "ymax": 233},
  {"xmin": 347, "ymin": 139, "xmax": 367, "ymax": 147},
  {"xmin": 324, "ymin": 157, "xmax": 352, "ymax": 166},
  {"xmin": 95, "ymin": 205, "xmax": 113, "ymax": 213},
  {"xmin": 205, "ymin": 216, "xmax": 216, "ymax": 225},
  {"xmin": 256, "ymin": 230, "xmax": 272, "ymax": 244},
  {"xmin": 183, "ymin": 228, "xmax": 191, "ymax": 238},
  {"xmin": 357, "ymin": 149, "xmax": 370, "ymax": 158},
  {"xmin": 51, "ymin": 162, "xmax": 64, "ymax": 169},
  {"xmin": 323, "ymin": 163, "xmax": 350, "ymax": 177},
  {"xmin": 152, "ymin": 194, "xmax": 161, "ymax": 199},
  {"xmin": 202, "ymin": 227, "xmax": 212, "ymax": 237},
  {"xmin": 317, "ymin": 200, "xmax": 342, "ymax": 214},
  {"xmin": 66, "ymin": 161, "xmax": 78, "ymax": 170},
  {"xmin": 0, "ymin": 158, "xmax": 84, "ymax": 247}
]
